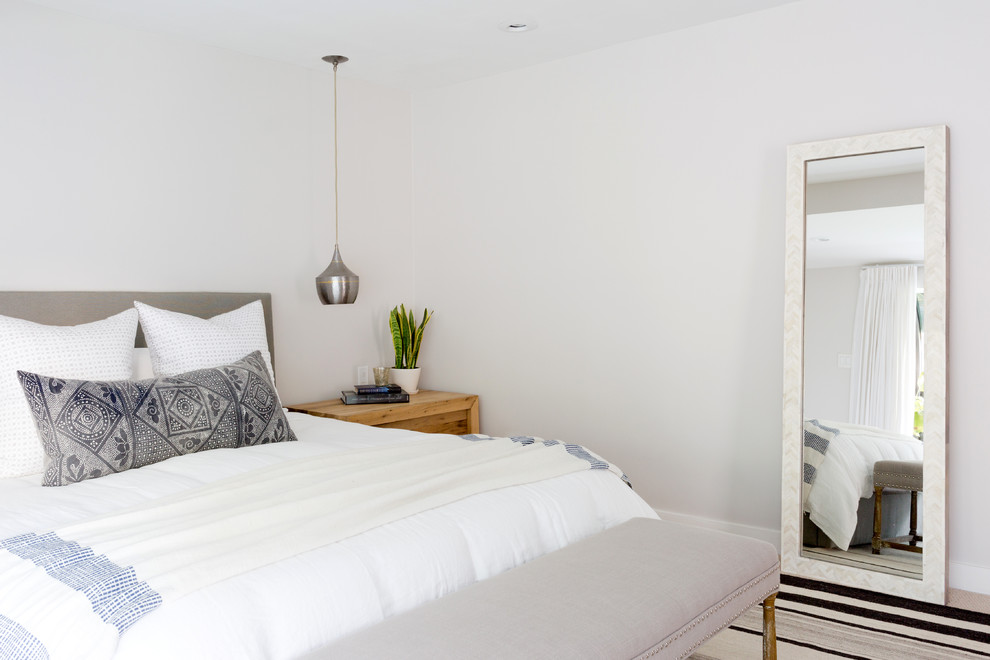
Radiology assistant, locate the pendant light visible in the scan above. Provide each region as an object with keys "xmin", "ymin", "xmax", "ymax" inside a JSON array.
[{"xmin": 315, "ymin": 55, "xmax": 359, "ymax": 305}]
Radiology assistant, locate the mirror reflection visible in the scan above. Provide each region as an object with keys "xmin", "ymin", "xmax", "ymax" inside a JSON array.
[{"xmin": 801, "ymin": 148, "xmax": 925, "ymax": 579}]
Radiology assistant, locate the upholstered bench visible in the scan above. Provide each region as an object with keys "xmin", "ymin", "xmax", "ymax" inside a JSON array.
[
  {"xmin": 873, "ymin": 459, "xmax": 924, "ymax": 554},
  {"xmin": 312, "ymin": 517, "xmax": 781, "ymax": 659}
]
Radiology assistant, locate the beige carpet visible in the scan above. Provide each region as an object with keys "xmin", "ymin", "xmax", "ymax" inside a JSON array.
[{"xmin": 801, "ymin": 543, "xmax": 922, "ymax": 580}]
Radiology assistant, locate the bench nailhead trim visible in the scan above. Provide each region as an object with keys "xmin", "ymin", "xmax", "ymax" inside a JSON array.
[
  {"xmin": 874, "ymin": 471, "xmax": 923, "ymax": 491},
  {"xmin": 635, "ymin": 561, "xmax": 780, "ymax": 659}
]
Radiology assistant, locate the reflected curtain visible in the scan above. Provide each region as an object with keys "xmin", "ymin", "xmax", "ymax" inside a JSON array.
[{"xmin": 849, "ymin": 265, "xmax": 918, "ymax": 435}]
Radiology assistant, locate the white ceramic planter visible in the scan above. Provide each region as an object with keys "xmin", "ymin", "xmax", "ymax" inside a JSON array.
[{"xmin": 389, "ymin": 368, "xmax": 421, "ymax": 395}]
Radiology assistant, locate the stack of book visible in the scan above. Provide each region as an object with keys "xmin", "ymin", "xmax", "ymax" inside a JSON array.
[{"xmin": 340, "ymin": 383, "xmax": 410, "ymax": 405}]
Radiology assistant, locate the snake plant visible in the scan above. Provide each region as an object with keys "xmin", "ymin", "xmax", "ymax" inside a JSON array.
[{"xmin": 389, "ymin": 304, "xmax": 433, "ymax": 369}]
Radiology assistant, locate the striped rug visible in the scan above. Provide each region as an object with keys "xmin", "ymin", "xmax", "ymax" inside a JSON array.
[{"xmin": 690, "ymin": 575, "xmax": 990, "ymax": 659}]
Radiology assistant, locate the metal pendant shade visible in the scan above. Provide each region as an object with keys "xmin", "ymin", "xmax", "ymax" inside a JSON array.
[
  {"xmin": 315, "ymin": 55, "xmax": 359, "ymax": 305},
  {"xmin": 316, "ymin": 245, "xmax": 359, "ymax": 304}
]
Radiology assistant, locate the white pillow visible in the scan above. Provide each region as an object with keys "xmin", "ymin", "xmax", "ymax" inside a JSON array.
[
  {"xmin": 134, "ymin": 300, "xmax": 275, "ymax": 383},
  {"xmin": 0, "ymin": 308, "xmax": 139, "ymax": 479}
]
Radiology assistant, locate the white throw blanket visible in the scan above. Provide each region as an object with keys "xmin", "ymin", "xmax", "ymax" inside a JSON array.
[{"xmin": 0, "ymin": 433, "xmax": 622, "ymax": 660}]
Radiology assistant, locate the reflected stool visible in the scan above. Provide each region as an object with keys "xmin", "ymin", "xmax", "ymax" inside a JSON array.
[{"xmin": 872, "ymin": 459, "xmax": 923, "ymax": 554}]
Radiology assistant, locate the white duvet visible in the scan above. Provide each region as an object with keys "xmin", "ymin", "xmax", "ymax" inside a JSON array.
[
  {"xmin": 0, "ymin": 413, "xmax": 657, "ymax": 659},
  {"xmin": 805, "ymin": 421, "xmax": 923, "ymax": 551}
]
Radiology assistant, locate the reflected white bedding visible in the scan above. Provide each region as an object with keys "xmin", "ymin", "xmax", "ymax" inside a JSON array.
[
  {"xmin": 0, "ymin": 412, "xmax": 657, "ymax": 659},
  {"xmin": 805, "ymin": 421, "xmax": 922, "ymax": 551}
]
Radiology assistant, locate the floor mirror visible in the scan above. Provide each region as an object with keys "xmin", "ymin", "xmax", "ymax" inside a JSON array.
[{"xmin": 781, "ymin": 125, "xmax": 948, "ymax": 603}]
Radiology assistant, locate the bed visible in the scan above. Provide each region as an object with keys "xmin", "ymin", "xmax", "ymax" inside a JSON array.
[
  {"xmin": 0, "ymin": 291, "xmax": 661, "ymax": 659},
  {"xmin": 803, "ymin": 419, "xmax": 924, "ymax": 551}
]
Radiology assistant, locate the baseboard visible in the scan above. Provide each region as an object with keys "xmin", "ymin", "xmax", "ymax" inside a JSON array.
[
  {"xmin": 652, "ymin": 509, "xmax": 781, "ymax": 552},
  {"xmin": 652, "ymin": 509, "xmax": 990, "ymax": 600},
  {"xmin": 949, "ymin": 561, "xmax": 990, "ymax": 600}
]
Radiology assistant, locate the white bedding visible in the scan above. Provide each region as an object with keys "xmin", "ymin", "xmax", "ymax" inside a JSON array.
[
  {"xmin": 804, "ymin": 420, "xmax": 922, "ymax": 551},
  {"xmin": 0, "ymin": 412, "xmax": 657, "ymax": 659}
]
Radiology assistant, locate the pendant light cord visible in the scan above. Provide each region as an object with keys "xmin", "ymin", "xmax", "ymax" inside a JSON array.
[{"xmin": 332, "ymin": 61, "xmax": 340, "ymax": 248}]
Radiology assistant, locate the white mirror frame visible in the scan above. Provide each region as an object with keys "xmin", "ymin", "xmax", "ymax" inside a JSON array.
[{"xmin": 782, "ymin": 125, "xmax": 948, "ymax": 604}]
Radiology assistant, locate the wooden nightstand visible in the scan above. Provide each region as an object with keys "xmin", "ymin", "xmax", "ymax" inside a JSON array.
[{"xmin": 286, "ymin": 390, "xmax": 480, "ymax": 435}]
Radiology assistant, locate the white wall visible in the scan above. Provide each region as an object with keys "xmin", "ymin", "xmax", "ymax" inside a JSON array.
[
  {"xmin": 0, "ymin": 0, "xmax": 414, "ymax": 404},
  {"xmin": 412, "ymin": 0, "xmax": 990, "ymax": 593},
  {"xmin": 4, "ymin": 0, "xmax": 989, "ymax": 597},
  {"xmin": 804, "ymin": 266, "xmax": 858, "ymax": 423}
]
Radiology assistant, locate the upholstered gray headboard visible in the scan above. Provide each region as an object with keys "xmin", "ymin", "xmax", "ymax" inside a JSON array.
[{"xmin": 0, "ymin": 292, "xmax": 275, "ymax": 367}]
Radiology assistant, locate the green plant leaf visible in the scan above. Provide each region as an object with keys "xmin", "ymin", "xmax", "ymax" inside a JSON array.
[
  {"xmin": 410, "ymin": 326, "xmax": 423, "ymax": 369},
  {"xmin": 389, "ymin": 307, "xmax": 403, "ymax": 369},
  {"xmin": 410, "ymin": 308, "xmax": 432, "ymax": 369},
  {"xmin": 389, "ymin": 304, "xmax": 433, "ymax": 369},
  {"xmin": 399, "ymin": 304, "xmax": 412, "ymax": 368}
]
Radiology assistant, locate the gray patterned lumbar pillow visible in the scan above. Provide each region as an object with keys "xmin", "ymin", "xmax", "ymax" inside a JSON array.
[{"xmin": 18, "ymin": 351, "xmax": 296, "ymax": 486}]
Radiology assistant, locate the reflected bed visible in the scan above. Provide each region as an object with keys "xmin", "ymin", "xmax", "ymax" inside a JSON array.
[{"xmin": 803, "ymin": 420, "xmax": 923, "ymax": 552}]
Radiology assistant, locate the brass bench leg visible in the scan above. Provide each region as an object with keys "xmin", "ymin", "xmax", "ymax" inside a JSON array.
[
  {"xmin": 763, "ymin": 593, "xmax": 777, "ymax": 660},
  {"xmin": 872, "ymin": 485, "xmax": 883, "ymax": 554}
]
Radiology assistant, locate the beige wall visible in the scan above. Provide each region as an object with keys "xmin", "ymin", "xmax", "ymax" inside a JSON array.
[
  {"xmin": 3, "ymin": 0, "xmax": 988, "ymax": 596},
  {"xmin": 803, "ymin": 266, "xmax": 859, "ymax": 424},
  {"xmin": 411, "ymin": 0, "xmax": 990, "ymax": 594},
  {"xmin": 0, "ymin": 0, "xmax": 414, "ymax": 405},
  {"xmin": 808, "ymin": 172, "xmax": 924, "ymax": 214}
]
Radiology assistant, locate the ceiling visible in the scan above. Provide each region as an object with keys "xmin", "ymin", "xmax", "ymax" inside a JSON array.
[
  {"xmin": 23, "ymin": 0, "xmax": 801, "ymax": 89},
  {"xmin": 806, "ymin": 205, "xmax": 925, "ymax": 270},
  {"xmin": 805, "ymin": 149, "xmax": 926, "ymax": 269}
]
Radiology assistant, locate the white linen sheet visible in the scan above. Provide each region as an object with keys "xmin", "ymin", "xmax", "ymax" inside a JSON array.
[
  {"xmin": 804, "ymin": 420, "xmax": 922, "ymax": 551},
  {"xmin": 0, "ymin": 413, "xmax": 657, "ymax": 659}
]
